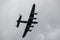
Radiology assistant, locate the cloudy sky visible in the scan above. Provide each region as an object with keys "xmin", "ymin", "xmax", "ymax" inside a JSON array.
[{"xmin": 0, "ymin": 0, "xmax": 60, "ymax": 40}]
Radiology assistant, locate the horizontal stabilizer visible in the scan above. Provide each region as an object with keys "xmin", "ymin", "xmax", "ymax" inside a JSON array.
[{"xmin": 17, "ymin": 15, "xmax": 22, "ymax": 22}]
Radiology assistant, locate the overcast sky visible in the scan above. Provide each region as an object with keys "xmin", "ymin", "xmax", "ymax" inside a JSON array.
[{"xmin": 0, "ymin": 0, "xmax": 60, "ymax": 40}]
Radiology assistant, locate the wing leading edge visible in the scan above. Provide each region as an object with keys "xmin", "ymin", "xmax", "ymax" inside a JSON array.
[{"xmin": 22, "ymin": 4, "xmax": 38, "ymax": 38}]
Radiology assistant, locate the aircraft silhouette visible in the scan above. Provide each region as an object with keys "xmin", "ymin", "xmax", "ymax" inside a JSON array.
[{"xmin": 16, "ymin": 4, "xmax": 38, "ymax": 38}]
